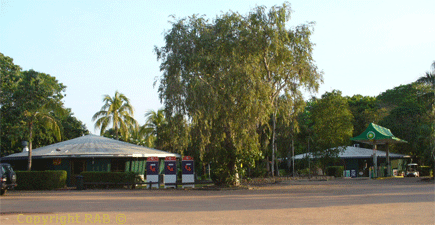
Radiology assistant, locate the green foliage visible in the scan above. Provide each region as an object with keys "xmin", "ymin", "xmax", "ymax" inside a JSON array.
[
  {"xmin": 418, "ymin": 166, "xmax": 433, "ymax": 177},
  {"xmin": 0, "ymin": 53, "xmax": 22, "ymax": 156},
  {"xmin": 311, "ymin": 90, "xmax": 354, "ymax": 151},
  {"xmin": 142, "ymin": 109, "xmax": 166, "ymax": 148},
  {"xmin": 80, "ymin": 172, "xmax": 138, "ymax": 184},
  {"xmin": 15, "ymin": 170, "xmax": 67, "ymax": 190},
  {"xmin": 297, "ymin": 168, "xmax": 310, "ymax": 176},
  {"xmin": 155, "ymin": 3, "xmax": 322, "ymax": 185},
  {"xmin": 1, "ymin": 53, "xmax": 89, "ymax": 158},
  {"xmin": 57, "ymin": 108, "xmax": 89, "ymax": 141},
  {"xmin": 377, "ymin": 83, "xmax": 432, "ymax": 163},
  {"xmin": 325, "ymin": 166, "xmax": 344, "ymax": 177},
  {"xmin": 305, "ymin": 90, "xmax": 353, "ymax": 171},
  {"xmin": 415, "ymin": 61, "xmax": 435, "ymax": 177},
  {"xmin": 347, "ymin": 95, "xmax": 387, "ymax": 137},
  {"xmin": 92, "ymin": 91, "xmax": 137, "ymax": 140}
]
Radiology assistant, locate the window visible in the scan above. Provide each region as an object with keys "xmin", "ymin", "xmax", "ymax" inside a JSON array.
[{"xmin": 111, "ymin": 159, "xmax": 125, "ymax": 172}]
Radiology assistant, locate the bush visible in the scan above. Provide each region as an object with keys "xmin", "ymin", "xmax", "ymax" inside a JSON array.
[
  {"xmin": 80, "ymin": 172, "xmax": 138, "ymax": 184},
  {"xmin": 278, "ymin": 169, "xmax": 287, "ymax": 176},
  {"xmin": 16, "ymin": 170, "xmax": 67, "ymax": 190},
  {"xmin": 298, "ymin": 168, "xmax": 310, "ymax": 176},
  {"xmin": 249, "ymin": 165, "xmax": 268, "ymax": 178},
  {"xmin": 326, "ymin": 166, "xmax": 344, "ymax": 177},
  {"xmin": 419, "ymin": 166, "xmax": 433, "ymax": 177}
]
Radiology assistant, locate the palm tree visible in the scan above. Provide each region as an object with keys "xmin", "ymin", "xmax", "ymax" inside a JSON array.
[
  {"xmin": 92, "ymin": 91, "xmax": 137, "ymax": 140},
  {"xmin": 24, "ymin": 102, "xmax": 61, "ymax": 170},
  {"xmin": 416, "ymin": 61, "xmax": 435, "ymax": 178},
  {"xmin": 417, "ymin": 61, "xmax": 435, "ymax": 98},
  {"xmin": 142, "ymin": 109, "xmax": 166, "ymax": 148}
]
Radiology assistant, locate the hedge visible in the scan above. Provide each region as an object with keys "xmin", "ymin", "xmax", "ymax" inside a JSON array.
[
  {"xmin": 326, "ymin": 166, "xmax": 344, "ymax": 177},
  {"xmin": 16, "ymin": 170, "xmax": 67, "ymax": 190},
  {"xmin": 419, "ymin": 166, "xmax": 433, "ymax": 177},
  {"xmin": 80, "ymin": 172, "xmax": 138, "ymax": 184}
]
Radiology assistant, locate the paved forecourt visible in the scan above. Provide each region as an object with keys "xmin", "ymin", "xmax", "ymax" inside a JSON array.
[{"xmin": 1, "ymin": 178, "xmax": 434, "ymax": 224}]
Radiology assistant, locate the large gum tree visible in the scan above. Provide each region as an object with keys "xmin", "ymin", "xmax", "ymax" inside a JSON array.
[{"xmin": 155, "ymin": 2, "xmax": 322, "ymax": 185}]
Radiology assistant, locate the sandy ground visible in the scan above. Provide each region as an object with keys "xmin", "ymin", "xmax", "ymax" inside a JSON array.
[{"xmin": 1, "ymin": 178, "xmax": 434, "ymax": 224}]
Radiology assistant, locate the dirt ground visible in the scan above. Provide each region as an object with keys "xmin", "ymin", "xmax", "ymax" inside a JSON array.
[{"xmin": 1, "ymin": 177, "xmax": 434, "ymax": 224}]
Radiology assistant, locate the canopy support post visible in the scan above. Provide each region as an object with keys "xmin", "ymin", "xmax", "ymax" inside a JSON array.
[
  {"xmin": 373, "ymin": 143, "xmax": 377, "ymax": 178},
  {"xmin": 386, "ymin": 143, "xmax": 390, "ymax": 177}
]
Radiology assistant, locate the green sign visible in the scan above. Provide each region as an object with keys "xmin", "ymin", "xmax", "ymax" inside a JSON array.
[{"xmin": 367, "ymin": 131, "xmax": 375, "ymax": 140}]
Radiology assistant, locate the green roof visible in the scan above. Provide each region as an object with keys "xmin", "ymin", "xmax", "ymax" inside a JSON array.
[{"xmin": 350, "ymin": 123, "xmax": 407, "ymax": 145}]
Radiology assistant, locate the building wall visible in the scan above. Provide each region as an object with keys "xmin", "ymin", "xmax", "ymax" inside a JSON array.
[
  {"xmin": 125, "ymin": 158, "xmax": 146, "ymax": 175},
  {"xmin": 87, "ymin": 159, "xmax": 111, "ymax": 172}
]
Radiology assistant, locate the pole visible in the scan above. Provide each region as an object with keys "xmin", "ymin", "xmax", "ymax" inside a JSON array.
[
  {"xmin": 308, "ymin": 138, "xmax": 311, "ymax": 179},
  {"xmin": 271, "ymin": 110, "xmax": 276, "ymax": 177},
  {"xmin": 373, "ymin": 143, "xmax": 377, "ymax": 178},
  {"xmin": 386, "ymin": 143, "xmax": 390, "ymax": 177},
  {"xmin": 292, "ymin": 138, "xmax": 295, "ymax": 178}
]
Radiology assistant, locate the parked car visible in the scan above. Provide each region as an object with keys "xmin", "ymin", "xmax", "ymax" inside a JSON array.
[
  {"xmin": 406, "ymin": 163, "xmax": 420, "ymax": 177},
  {"xmin": 1, "ymin": 163, "xmax": 17, "ymax": 195}
]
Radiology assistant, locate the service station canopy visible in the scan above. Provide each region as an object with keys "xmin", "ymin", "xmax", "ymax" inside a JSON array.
[{"xmin": 350, "ymin": 123, "xmax": 407, "ymax": 145}]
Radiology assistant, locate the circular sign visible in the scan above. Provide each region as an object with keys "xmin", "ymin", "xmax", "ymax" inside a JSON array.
[
  {"xmin": 53, "ymin": 158, "xmax": 61, "ymax": 166},
  {"xmin": 367, "ymin": 131, "xmax": 375, "ymax": 140}
]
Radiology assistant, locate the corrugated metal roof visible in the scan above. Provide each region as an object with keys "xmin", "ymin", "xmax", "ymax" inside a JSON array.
[
  {"xmin": 2, "ymin": 135, "xmax": 180, "ymax": 159},
  {"xmin": 294, "ymin": 146, "xmax": 410, "ymax": 160}
]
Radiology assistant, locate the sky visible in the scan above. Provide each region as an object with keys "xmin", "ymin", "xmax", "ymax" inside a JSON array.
[{"xmin": 1, "ymin": 0, "xmax": 434, "ymax": 134}]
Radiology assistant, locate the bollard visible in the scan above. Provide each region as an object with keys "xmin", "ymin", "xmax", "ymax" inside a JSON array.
[{"xmin": 76, "ymin": 175, "xmax": 84, "ymax": 190}]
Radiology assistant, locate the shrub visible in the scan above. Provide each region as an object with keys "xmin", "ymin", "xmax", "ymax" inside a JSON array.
[
  {"xmin": 249, "ymin": 166, "xmax": 268, "ymax": 178},
  {"xmin": 326, "ymin": 166, "xmax": 344, "ymax": 177},
  {"xmin": 80, "ymin": 172, "xmax": 138, "ymax": 184},
  {"xmin": 16, "ymin": 170, "xmax": 67, "ymax": 190},
  {"xmin": 298, "ymin": 168, "xmax": 310, "ymax": 176},
  {"xmin": 278, "ymin": 169, "xmax": 287, "ymax": 176},
  {"xmin": 419, "ymin": 166, "xmax": 433, "ymax": 177}
]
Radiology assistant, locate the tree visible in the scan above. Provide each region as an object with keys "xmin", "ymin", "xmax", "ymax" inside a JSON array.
[
  {"xmin": 347, "ymin": 95, "xmax": 387, "ymax": 139},
  {"xmin": 274, "ymin": 94, "xmax": 306, "ymax": 175},
  {"xmin": 161, "ymin": 113, "xmax": 190, "ymax": 154},
  {"xmin": 57, "ymin": 108, "xmax": 89, "ymax": 140},
  {"xmin": 377, "ymin": 83, "xmax": 431, "ymax": 162},
  {"xmin": 143, "ymin": 109, "xmax": 166, "ymax": 149},
  {"xmin": 416, "ymin": 61, "xmax": 435, "ymax": 176},
  {"xmin": 310, "ymin": 90, "xmax": 354, "ymax": 171},
  {"xmin": 155, "ymin": 3, "xmax": 322, "ymax": 185},
  {"xmin": 1, "ymin": 53, "xmax": 89, "ymax": 161},
  {"xmin": 92, "ymin": 91, "xmax": 137, "ymax": 140},
  {"xmin": 14, "ymin": 70, "xmax": 66, "ymax": 170},
  {"xmin": 416, "ymin": 61, "xmax": 435, "ymax": 94},
  {"xmin": 1, "ymin": 53, "xmax": 22, "ymax": 156}
]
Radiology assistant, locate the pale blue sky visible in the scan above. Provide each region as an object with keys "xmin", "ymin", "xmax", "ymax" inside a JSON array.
[{"xmin": 1, "ymin": 0, "xmax": 434, "ymax": 134}]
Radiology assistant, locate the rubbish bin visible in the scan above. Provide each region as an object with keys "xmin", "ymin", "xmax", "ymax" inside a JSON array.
[{"xmin": 76, "ymin": 175, "xmax": 84, "ymax": 190}]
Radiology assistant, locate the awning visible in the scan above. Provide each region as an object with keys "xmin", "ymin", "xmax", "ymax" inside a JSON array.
[{"xmin": 350, "ymin": 123, "xmax": 407, "ymax": 145}]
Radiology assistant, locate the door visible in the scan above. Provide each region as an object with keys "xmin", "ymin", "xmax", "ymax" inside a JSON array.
[{"xmin": 70, "ymin": 160, "xmax": 86, "ymax": 186}]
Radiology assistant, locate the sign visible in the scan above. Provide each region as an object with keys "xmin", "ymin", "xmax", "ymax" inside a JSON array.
[
  {"xmin": 182, "ymin": 161, "xmax": 194, "ymax": 174},
  {"xmin": 146, "ymin": 157, "xmax": 159, "ymax": 175},
  {"xmin": 146, "ymin": 156, "xmax": 160, "ymax": 188},
  {"xmin": 53, "ymin": 158, "xmax": 61, "ymax": 166},
  {"xmin": 351, "ymin": 170, "xmax": 357, "ymax": 178},
  {"xmin": 367, "ymin": 131, "xmax": 375, "ymax": 140},
  {"xmin": 164, "ymin": 156, "xmax": 177, "ymax": 188},
  {"xmin": 183, "ymin": 156, "xmax": 193, "ymax": 161},
  {"xmin": 164, "ymin": 156, "xmax": 177, "ymax": 175},
  {"xmin": 182, "ymin": 156, "xmax": 194, "ymax": 188}
]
